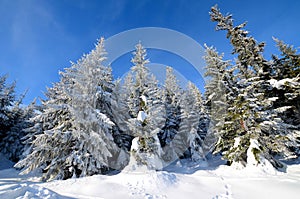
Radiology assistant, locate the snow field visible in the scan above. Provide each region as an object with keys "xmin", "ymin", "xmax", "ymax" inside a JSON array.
[{"xmin": 1, "ymin": 153, "xmax": 300, "ymax": 199}]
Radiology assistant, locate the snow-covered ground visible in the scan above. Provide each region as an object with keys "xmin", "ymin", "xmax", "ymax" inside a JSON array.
[{"xmin": 1, "ymin": 154, "xmax": 300, "ymax": 199}]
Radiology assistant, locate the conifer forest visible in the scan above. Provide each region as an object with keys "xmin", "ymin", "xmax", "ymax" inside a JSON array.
[{"xmin": 0, "ymin": 5, "xmax": 299, "ymax": 183}]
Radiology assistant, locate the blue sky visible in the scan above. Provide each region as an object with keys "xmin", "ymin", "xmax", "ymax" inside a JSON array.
[{"xmin": 1, "ymin": 0, "xmax": 300, "ymax": 104}]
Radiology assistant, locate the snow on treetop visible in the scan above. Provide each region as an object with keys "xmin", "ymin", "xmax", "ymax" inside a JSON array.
[
  {"xmin": 140, "ymin": 95, "xmax": 147, "ymax": 104},
  {"xmin": 137, "ymin": 111, "xmax": 147, "ymax": 123},
  {"xmin": 131, "ymin": 137, "xmax": 139, "ymax": 151}
]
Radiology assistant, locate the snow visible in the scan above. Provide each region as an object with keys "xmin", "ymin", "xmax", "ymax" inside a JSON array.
[
  {"xmin": 139, "ymin": 95, "xmax": 147, "ymax": 105},
  {"xmin": 246, "ymin": 139, "xmax": 260, "ymax": 167},
  {"xmin": 246, "ymin": 139, "xmax": 278, "ymax": 174},
  {"xmin": 137, "ymin": 111, "xmax": 147, "ymax": 123},
  {"xmin": 233, "ymin": 137, "xmax": 240, "ymax": 148},
  {"xmin": 275, "ymin": 106, "xmax": 292, "ymax": 113},
  {"xmin": 268, "ymin": 97, "xmax": 278, "ymax": 102},
  {"xmin": 1, "ymin": 153, "xmax": 300, "ymax": 199},
  {"xmin": 127, "ymin": 136, "xmax": 164, "ymax": 171},
  {"xmin": 131, "ymin": 137, "xmax": 139, "ymax": 152},
  {"xmin": 268, "ymin": 78, "xmax": 297, "ymax": 89}
]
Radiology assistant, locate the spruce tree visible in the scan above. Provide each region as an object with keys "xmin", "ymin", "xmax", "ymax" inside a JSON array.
[
  {"xmin": 158, "ymin": 67, "xmax": 182, "ymax": 164},
  {"xmin": 124, "ymin": 43, "xmax": 165, "ymax": 170},
  {"xmin": 209, "ymin": 5, "xmax": 293, "ymax": 168},
  {"xmin": 64, "ymin": 38, "xmax": 120, "ymax": 175},
  {"xmin": 0, "ymin": 75, "xmax": 16, "ymax": 144},
  {"xmin": 0, "ymin": 75, "xmax": 35, "ymax": 162},
  {"xmin": 1, "ymin": 100, "xmax": 35, "ymax": 162},
  {"xmin": 16, "ymin": 77, "xmax": 76, "ymax": 181},
  {"xmin": 203, "ymin": 45, "xmax": 233, "ymax": 154},
  {"xmin": 173, "ymin": 82, "xmax": 206, "ymax": 162},
  {"xmin": 17, "ymin": 38, "xmax": 122, "ymax": 180},
  {"xmin": 268, "ymin": 39, "xmax": 300, "ymax": 157}
]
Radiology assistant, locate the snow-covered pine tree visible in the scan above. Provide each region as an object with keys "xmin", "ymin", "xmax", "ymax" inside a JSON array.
[
  {"xmin": 203, "ymin": 45, "xmax": 233, "ymax": 154},
  {"xmin": 0, "ymin": 75, "xmax": 16, "ymax": 145},
  {"xmin": 17, "ymin": 38, "xmax": 122, "ymax": 180},
  {"xmin": 15, "ymin": 75, "xmax": 77, "ymax": 181},
  {"xmin": 188, "ymin": 83, "xmax": 208, "ymax": 162},
  {"xmin": 110, "ymin": 79, "xmax": 133, "ymax": 152},
  {"xmin": 158, "ymin": 66, "xmax": 181, "ymax": 147},
  {"xmin": 0, "ymin": 75, "xmax": 35, "ymax": 162},
  {"xmin": 157, "ymin": 67, "xmax": 182, "ymax": 164},
  {"xmin": 173, "ymin": 82, "xmax": 206, "ymax": 162},
  {"xmin": 209, "ymin": 5, "xmax": 290, "ymax": 168},
  {"xmin": 1, "ymin": 99, "xmax": 35, "ymax": 162},
  {"xmin": 125, "ymin": 42, "xmax": 151, "ymax": 118},
  {"xmin": 268, "ymin": 38, "xmax": 300, "ymax": 157},
  {"xmin": 272, "ymin": 38, "xmax": 300, "ymax": 79},
  {"xmin": 64, "ymin": 38, "xmax": 120, "ymax": 175},
  {"xmin": 125, "ymin": 43, "xmax": 165, "ymax": 170}
]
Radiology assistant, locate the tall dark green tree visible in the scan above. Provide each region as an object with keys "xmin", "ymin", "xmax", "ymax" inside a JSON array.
[{"xmin": 209, "ymin": 5, "xmax": 297, "ymax": 168}]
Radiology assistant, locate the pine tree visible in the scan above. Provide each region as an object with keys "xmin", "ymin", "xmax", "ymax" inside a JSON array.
[
  {"xmin": 157, "ymin": 67, "xmax": 182, "ymax": 164},
  {"xmin": 124, "ymin": 43, "xmax": 165, "ymax": 170},
  {"xmin": 209, "ymin": 5, "xmax": 292, "ymax": 168},
  {"xmin": 158, "ymin": 67, "xmax": 181, "ymax": 147},
  {"xmin": 110, "ymin": 79, "xmax": 133, "ymax": 151},
  {"xmin": 17, "ymin": 38, "xmax": 122, "ymax": 180},
  {"xmin": 0, "ymin": 75, "xmax": 36, "ymax": 162},
  {"xmin": 0, "ymin": 75, "xmax": 16, "ymax": 143},
  {"xmin": 271, "ymin": 39, "xmax": 300, "ymax": 125},
  {"xmin": 64, "ymin": 38, "xmax": 120, "ymax": 175},
  {"xmin": 268, "ymin": 39, "xmax": 300, "ymax": 157},
  {"xmin": 188, "ymin": 82, "xmax": 208, "ymax": 161},
  {"xmin": 1, "ymin": 100, "xmax": 35, "ymax": 162},
  {"xmin": 16, "ymin": 77, "xmax": 76, "ymax": 181},
  {"xmin": 272, "ymin": 38, "xmax": 300, "ymax": 79},
  {"xmin": 203, "ymin": 45, "xmax": 233, "ymax": 154},
  {"xmin": 173, "ymin": 82, "xmax": 206, "ymax": 162},
  {"xmin": 125, "ymin": 42, "xmax": 151, "ymax": 118}
]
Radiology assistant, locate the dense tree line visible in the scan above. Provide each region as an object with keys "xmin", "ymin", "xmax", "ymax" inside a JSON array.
[
  {"xmin": 12, "ymin": 39, "xmax": 208, "ymax": 181},
  {"xmin": 0, "ymin": 5, "xmax": 298, "ymax": 181}
]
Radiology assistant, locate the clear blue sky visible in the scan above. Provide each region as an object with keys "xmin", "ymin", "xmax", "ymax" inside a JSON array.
[{"xmin": 1, "ymin": 0, "xmax": 300, "ymax": 104}]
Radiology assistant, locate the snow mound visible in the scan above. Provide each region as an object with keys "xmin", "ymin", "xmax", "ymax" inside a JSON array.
[
  {"xmin": 121, "ymin": 170, "xmax": 177, "ymax": 187},
  {"xmin": 42, "ymin": 170, "xmax": 178, "ymax": 199},
  {"xmin": 120, "ymin": 170, "xmax": 177, "ymax": 199},
  {"xmin": 246, "ymin": 139, "xmax": 278, "ymax": 175},
  {"xmin": 0, "ymin": 184, "xmax": 66, "ymax": 199}
]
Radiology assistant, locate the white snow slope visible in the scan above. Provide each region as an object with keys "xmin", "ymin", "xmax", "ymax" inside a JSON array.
[{"xmin": 1, "ymin": 154, "xmax": 300, "ymax": 199}]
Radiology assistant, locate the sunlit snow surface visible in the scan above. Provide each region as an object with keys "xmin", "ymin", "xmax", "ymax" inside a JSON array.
[{"xmin": 1, "ymin": 154, "xmax": 300, "ymax": 199}]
